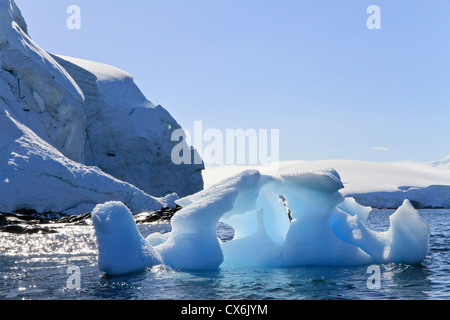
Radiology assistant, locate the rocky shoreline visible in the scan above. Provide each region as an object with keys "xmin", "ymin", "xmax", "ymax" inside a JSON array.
[
  {"xmin": 0, "ymin": 206, "xmax": 182, "ymax": 235},
  {"xmin": 0, "ymin": 201, "xmax": 446, "ymax": 235}
]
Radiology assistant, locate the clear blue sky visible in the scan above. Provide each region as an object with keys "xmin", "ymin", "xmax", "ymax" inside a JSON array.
[{"xmin": 15, "ymin": 0, "xmax": 450, "ymax": 162}]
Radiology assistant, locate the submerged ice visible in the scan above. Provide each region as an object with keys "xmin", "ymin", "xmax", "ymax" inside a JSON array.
[{"xmin": 92, "ymin": 168, "xmax": 430, "ymax": 275}]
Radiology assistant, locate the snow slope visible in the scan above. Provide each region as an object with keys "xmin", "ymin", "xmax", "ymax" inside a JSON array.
[
  {"xmin": 0, "ymin": 0, "xmax": 203, "ymax": 215},
  {"xmin": 203, "ymin": 158, "xmax": 450, "ymax": 209}
]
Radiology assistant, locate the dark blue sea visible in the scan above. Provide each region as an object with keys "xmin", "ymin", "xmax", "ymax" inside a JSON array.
[{"xmin": 1, "ymin": 209, "xmax": 449, "ymax": 300}]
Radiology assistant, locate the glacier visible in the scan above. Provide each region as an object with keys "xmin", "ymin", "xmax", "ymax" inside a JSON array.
[
  {"xmin": 51, "ymin": 54, "xmax": 204, "ymax": 199},
  {"xmin": 0, "ymin": 110, "xmax": 175, "ymax": 215},
  {"xmin": 92, "ymin": 168, "xmax": 430, "ymax": 275},
  {"xmin": 0, "ymin": 0, "xmax": 203, "ymax": 215}
]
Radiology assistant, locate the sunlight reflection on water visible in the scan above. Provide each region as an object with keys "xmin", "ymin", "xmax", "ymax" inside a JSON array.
[{"xmin": 0, "ymin": 210, "xmax": 449, "ymax": 300}]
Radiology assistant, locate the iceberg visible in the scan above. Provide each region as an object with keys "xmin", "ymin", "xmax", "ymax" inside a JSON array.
[
  {"xmin": 92, "ymin": 168, "xmax": 430, "ymax": 275},
  {"xmin": 92, "ymin": 201, "xmax": 163, "ymax": 276}
]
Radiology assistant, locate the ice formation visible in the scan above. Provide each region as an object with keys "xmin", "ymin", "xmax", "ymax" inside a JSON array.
[
  {"xmin": 92, "ymin": 202, "xmax": 163, "ymax": 276},
  {"xmin": 0, "ymin": 0, "xmax": 203, "ymax": 215},
  {"xmin": 92, "ymin": 168, "xmax": 430, "ymax": 275}
]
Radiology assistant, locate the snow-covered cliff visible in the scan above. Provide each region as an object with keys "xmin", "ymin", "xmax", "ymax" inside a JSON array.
[
  {"xmin": 52, "ymin": 55, "xmax": 204, "ymax": 198},
  {"xmin": 0, "ymin": 0, "xmax": 203, "ymax": 215}
]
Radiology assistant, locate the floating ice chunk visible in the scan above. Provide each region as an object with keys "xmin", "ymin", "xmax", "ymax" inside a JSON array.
[
  {"xmin": 330, "ymin": 199, "xmax": 430, "ymax": 264},
  {"xmin": 387, "ymin": 199, "xmax": 430, "ymax": 264},
  {"xmin": 91, "ymin": 169, "xmax": 431, "ymax": 275},
  {"xmin": 92, "ymin": 202, "xmax": 163, "ymax": 276}
]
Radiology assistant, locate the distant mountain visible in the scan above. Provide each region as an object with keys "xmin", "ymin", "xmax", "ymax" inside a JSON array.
[
  {"xmin": 429, "ymin": 155, "xmax": 450, "ymax": 171},
  {"xmin": 203, "ymin": 159, "xmax": 450, "ymax": 209}
]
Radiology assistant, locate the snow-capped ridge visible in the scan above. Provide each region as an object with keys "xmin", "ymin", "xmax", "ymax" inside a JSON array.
[
  {"xmin": 56, "ymin": 55, "xmax": 134, "ymax": 82},
  {"xmin": 429, "ymin": 154, "xmax": 450, "ymax": 171},
  {"xmin": 0, "ymin": 0, "xmax": 28, "ymax": 36}
]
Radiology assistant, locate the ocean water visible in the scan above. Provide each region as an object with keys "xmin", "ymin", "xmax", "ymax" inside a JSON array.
[{"xmin": 0, "ymin": 209, "xmax": 449, "ymax": 300}]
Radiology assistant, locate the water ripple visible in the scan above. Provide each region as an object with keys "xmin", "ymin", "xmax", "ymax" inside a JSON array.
[{"xmin": 1, "ymin": 209, "xmax": 449, "ymax": 300}]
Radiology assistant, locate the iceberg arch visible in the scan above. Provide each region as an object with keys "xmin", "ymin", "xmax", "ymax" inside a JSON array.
[{"xmin": 92, "ymin": 168, "xmax": 430, "ymax": 275}]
